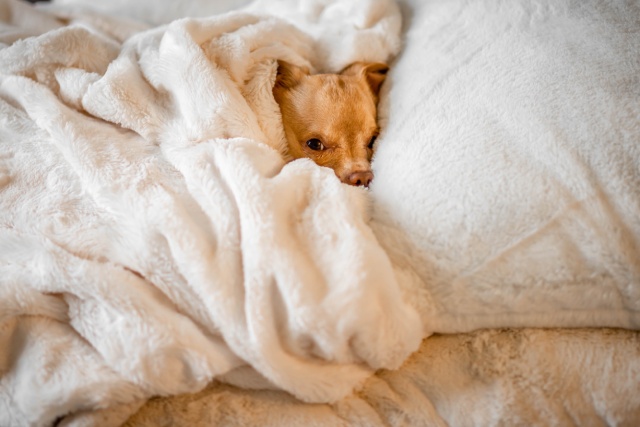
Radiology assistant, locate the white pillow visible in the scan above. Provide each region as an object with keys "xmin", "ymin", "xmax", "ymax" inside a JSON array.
[{"xmin": 371, "ymin": 0, "xmax": 640, "ymax": 332}]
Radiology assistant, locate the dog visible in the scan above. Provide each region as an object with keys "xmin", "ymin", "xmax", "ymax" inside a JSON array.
[{"xmin": 273, "ymin": 60, "xmax": 389, "ymax": 187}]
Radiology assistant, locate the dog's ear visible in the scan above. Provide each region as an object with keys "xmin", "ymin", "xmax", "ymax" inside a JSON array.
[
  {"xmin": 341, "ymin": 62, "xmax": 389, "ymax": 96},
  {"xmin": 274, "ymin": 60, "xmax": 309, "ymax": 90}
]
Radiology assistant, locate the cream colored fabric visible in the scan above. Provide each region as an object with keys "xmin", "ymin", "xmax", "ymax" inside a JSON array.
[
  {"xmin": 124, "ymin": 328, "xmax": 640, "ymax": 427},
  {"xmin": 0, "ymin": 1, "xmax": 419, "ymax": 425},
  {"xmin": 1, "ymin": 0, "xmax": 639, "ymax": 425},
  {"xmin": 372, "ymin": 0, "xmax": 640, "ymax": 333}
]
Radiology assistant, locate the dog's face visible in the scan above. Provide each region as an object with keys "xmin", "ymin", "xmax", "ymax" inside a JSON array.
[{"xmin": 273, "ymin": 60, "xmax": 388, "ymax": 187}]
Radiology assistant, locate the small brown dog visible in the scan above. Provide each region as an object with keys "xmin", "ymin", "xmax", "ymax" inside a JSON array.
[{"xmin": 273, "ymin": 60, "xmax": 388, "ymax": 187}]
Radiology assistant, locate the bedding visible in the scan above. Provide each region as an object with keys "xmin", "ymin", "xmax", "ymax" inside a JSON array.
[{"xmin": 0, "ymin": 0, "xmax": 639, "ymax": 426}]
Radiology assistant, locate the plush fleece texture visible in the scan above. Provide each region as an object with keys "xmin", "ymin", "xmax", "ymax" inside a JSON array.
[
  {"xmin": 0, "ymin": 0, "xmax": 639, "ymax": 425},
  {"xmin": 0, "ymin": 0, "xmax": 419, "ymax": 425}
]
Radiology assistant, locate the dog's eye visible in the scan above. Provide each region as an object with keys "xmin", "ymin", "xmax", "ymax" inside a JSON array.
[
  {"xmin": 306, "ymin": 138, "xmax": 325, "ymax": 151},
  {"xmin": 368, "ymin": 135, "xmax": 377, "ymax": 149}
]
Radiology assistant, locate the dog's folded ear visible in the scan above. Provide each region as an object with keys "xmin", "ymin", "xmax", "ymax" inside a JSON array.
[
  {"xmin": 274, "ymin": 60, "xmax": 309, "ymax": 90},
  {"xmin": 341, "ymin": 62, "xmax": 389, "ymax": 97}
]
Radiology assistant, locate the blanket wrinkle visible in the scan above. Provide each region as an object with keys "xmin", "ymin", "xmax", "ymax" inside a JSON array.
[
  {"xmin": 244, "ymin": 0, "xmax": 402, "ymax": 72},
  {"xmin": 451, "ymin": 195, "xmax": 595, "ymax": 278},
  {"xmin": 0, "ymin": 25, "xmax": 119, "ymax": 79},
  {"xmin": 0, "ymin": 0, "xmax": 422, "ymax": 424}
]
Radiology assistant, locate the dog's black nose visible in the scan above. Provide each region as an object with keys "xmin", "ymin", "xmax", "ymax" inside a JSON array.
[{"xmin": 347, "ymin": 171, "xmax": 374, "ymax": 187}]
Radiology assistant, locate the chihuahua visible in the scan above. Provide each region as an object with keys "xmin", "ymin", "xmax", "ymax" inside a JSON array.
[{"xmin": 273, "ymin": 60, "xmax": 389, "ymax": 187}]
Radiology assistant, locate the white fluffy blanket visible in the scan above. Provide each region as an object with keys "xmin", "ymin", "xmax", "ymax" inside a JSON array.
[
  {"xmin": 0, "ymin": 0, "xmax": 421, "ymax": 425},
  {"xmin": 127, "ymin": 328, "xmax": 640, "ymax": 427},
  {"xmin": 1, "ymin": 0, "xmax": 639, "ymax": 425}
]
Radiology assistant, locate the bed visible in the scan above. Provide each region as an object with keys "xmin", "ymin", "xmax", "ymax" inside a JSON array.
[{"xmin": 1, "ymin": 0, "xmax": 639, "ymax": 425}]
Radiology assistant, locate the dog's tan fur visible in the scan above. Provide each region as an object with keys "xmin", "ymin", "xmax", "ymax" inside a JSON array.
[{"xmin": 273, "ymin": 60, "xmax": 388, "ymax": 187}]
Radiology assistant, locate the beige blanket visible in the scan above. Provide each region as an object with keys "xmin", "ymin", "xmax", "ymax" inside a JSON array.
[{"xmin": 124, "ymin": 328, "xmax": 640, "ymax": 426}]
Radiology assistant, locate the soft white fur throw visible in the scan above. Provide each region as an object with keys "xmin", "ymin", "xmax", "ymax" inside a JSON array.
[
  {"xmin": 1, "ymin": 0, "xmax": 640, "ymax": 425},
  {"xmin": 0, "ymin": 0, "xmax": 420, "ymax": 425}
]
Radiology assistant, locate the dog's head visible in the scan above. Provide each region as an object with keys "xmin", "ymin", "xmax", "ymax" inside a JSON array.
[{"xmin": 273, "ymin": 60, "xmax": 389, "ymax": 187}]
